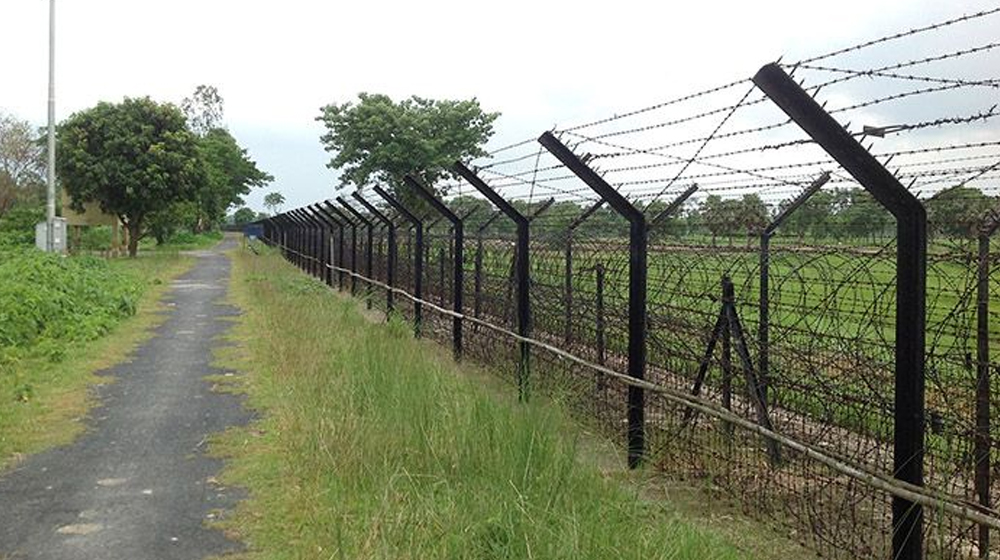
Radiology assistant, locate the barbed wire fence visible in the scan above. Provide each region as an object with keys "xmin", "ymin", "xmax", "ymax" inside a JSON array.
[{"xmin": 258, "ymin": 7, "xmax": 1000, "ymax": 560}]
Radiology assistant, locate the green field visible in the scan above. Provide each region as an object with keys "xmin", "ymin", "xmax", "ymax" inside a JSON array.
[{"xmin": 397, "ymin": 233, "xmax": 1000, "ymax": 452}]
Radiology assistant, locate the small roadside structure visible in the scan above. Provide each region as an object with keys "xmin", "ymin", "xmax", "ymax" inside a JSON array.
[{"xmin": 61, "ymin": 190, "xmax": 127, "ymax": 256}]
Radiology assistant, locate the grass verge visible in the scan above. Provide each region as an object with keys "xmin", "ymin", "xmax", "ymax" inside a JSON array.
[
  {"xmin": 209, "ymin": 246, "xmax": 761, "ymax": 560},
  {"xmin": 0, "ymin": 252, "xmax": 196, "ymax": 470}
]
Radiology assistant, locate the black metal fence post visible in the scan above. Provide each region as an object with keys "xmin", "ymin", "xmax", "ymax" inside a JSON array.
[
  {"xmin": 311, "ymin": 208, "xmax": 324, "ymax": 278},
  {"xmin": 316, "ymin": 204, "xmax": 344, "ymax": 291},
  {"xmin": 454, "ymin": 163, "xmax": 532, "ymax": 400},
  {"xmin": 564, "ymin": 201, "xmax": 605, "ymax": 344},
  {"xmin": 374, "ymin": 186, "xmax": 424, "ymax": 337},
  {"xmin": 288, "ymin": 210, "xmax": 307, "ymax": 270},
  {"xmin": 975, "ymin": 214, "xmax": 999, "ymax": 558},
  {"xmin": 354, "ymin": 192, "xmax": 397, "ymax": 314},
  {"xmin": 540, "ymin": 132, "xmax": 648, "ymax": 469},
  {"xmin": 754, "ymin": 62, "xmax": 928, "ymax": 560},
  {"xmin": 283, "ymin": 211, "xmax": 298, "ymax": 266},
  {"xmin": 758, "ymin": 173, "xmax": 829, "ymax": 413},
  {"xmin": 308, "ymin": 205, "xmax": 330, "ymax": 279},
  {"xmin": 474, "ymin": 211, "xmax": 503, "ymax": 329},
  {"xmin": 294, "ymin": 211, "xmax": 307, "ymax": 269},
  {"xmin": 324, "ymin": 202, "xmax": 355, "ymax": 293},
  {"xmin": 307, "ymin": 205, "xmax": 331, "ymax": 283},
  {"xmin": 312, "ymin": 205, "xmax": 342, "ymax": 288},
  {"xmin": 338, "ymin": 197, "xmax": 375, "ymax": 309},
  {"xmin": 404, "ymin": 176, "xmax": 464, "ymax": 361},
  {"xmin": 595, "ymin": 262, "xmax": 606, "ymax": 395}
]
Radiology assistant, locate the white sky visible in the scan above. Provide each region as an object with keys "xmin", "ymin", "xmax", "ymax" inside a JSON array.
[{"xmin": 1, "ymin": 0, "xmax": 994, "ymax": 211}]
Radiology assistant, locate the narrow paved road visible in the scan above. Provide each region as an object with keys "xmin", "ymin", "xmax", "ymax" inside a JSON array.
[{"xmin": 0, "ymin": 239, "xmax": 250, "ymax": 559}]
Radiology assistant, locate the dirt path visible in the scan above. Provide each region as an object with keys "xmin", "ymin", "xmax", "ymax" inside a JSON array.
[{"xmin": 0, "ymin": 239, "xmax": 250, "ymax": 559}]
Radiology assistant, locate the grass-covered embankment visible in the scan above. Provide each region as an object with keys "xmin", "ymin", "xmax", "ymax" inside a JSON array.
[
  {"xmin": 210, "ymin": 245, "xmax": 751, "ymax": 560},
  {"xmin": 0, "ymin": 248, "xmax": 195, "ymax": 469}
]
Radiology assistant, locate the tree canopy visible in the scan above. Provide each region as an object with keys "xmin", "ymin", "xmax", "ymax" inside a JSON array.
[
  {"xmin": 317, "ymin": 93, "xmax": 499, "ymax": 206},
  {"xmin": 0, "ymin": 111, "xmax": 45, "ymax": 221},
  {"xmin": 181, "ymin": 85, "xmax": 225, "ymax": 136},
  {"xmin": 264, "ymin": 191, "xmax": 286, "ymax": 214},
  {"xmin": 57, "ymin": 97, "xmax": 204, "ymax": 256},
  {"xmin": 191, "ymin": 127, "xmax": 272, "ymax": 229},
  {"xmin": 232, "ymin": 206, "xmax": 257, "ymax": 225},
  {"xmin": 925, "ymin": 185, "xmax": 997, "ymax": 238}
]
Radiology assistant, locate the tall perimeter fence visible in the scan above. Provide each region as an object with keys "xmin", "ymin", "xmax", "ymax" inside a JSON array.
[{"xmin": 257, "ymin": 9, "xmax": 1000, "ymax": 560}]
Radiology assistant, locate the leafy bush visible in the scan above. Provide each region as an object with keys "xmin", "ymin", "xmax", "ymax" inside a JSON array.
[
  {"xmin": 0, "ymin": 249, "xmax": 141, "ymax": 357},
  {"xmin": 78, "ymin": 226, "xmax": 113, "ymax": 251},
  {"xmin": 0, "ymin": 206, "xmax": 44, "ymax": 248}
]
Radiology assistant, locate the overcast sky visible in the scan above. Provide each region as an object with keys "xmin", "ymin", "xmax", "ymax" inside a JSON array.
[{"xmin": 1, "ymin": 0, "xmax": 994, "ymax": 211}]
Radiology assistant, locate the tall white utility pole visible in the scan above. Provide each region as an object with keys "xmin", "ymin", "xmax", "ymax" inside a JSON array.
[{"xmin": 46, "ymin": 0, "xmax": 56, "ymax": 252}]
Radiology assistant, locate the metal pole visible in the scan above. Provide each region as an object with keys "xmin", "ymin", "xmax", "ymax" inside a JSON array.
[
  {"xmin": 403, "ymin": 176, "xmax": 464, "ymax": 360},
  {"xmin": 595, "ymin": 262, "xmax": 606, "ymax": 390},
  {"xmin": 539, "ymin": 132, "xmax": 647, "ymax": 469},
  {"xmin": 46, "ymin": 0, "xmax": 56, "ymax": 253},
  {"xmin": 337, "ymin": 197, "xmax": 375, "ymax": 308},
  {"xmin": 565, "ymin": 200, "xmax": 606, "ymax": 344},
  {"xmin": 758, "ymin": 173, "xmax": 829, "ymax": 410},
  {"xmin": 976, "ymin": 219, "xmax": 999, "ymax": 557},
  {"xmin": 754, "ymin": 62, "xmax": 927, "ymax": 560},
  {"xmin": 324, "ymin": 202, "xmax": 355, "ymax": 292},
  {"xmin": 353, "ymin": 192, "xmax": 397, "ymax": 314},
  {"xmin": 374, "ymin": 186, "xmax": 423, "ymax": 336},
  {"xmin": 454, "ymin": 163, "xmax": 532, "ymax": 400}
]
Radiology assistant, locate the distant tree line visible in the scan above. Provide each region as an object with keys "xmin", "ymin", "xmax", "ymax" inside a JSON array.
[{"xmin": 439, "ymin": 186, "xmax": 997, "ymax": 246}]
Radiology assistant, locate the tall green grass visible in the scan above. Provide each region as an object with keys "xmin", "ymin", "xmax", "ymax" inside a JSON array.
[{"xmin": 213, "ymin": 248, "xmax": 751, "ymax": 560}]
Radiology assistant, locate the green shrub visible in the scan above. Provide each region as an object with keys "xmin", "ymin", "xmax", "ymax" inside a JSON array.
[
  {"xmin": 77, "ymin": 226, "xmax": 113, "ymax": 251},
  {"xmin": 0, "ymin": 250, "xmax": 142, "ymax": 353},
  {"xmin": 0, "ymin": 206, "xmax": 45, "ymax": 248}
]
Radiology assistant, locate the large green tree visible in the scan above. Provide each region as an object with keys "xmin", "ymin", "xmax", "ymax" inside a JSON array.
[
  {"xmin": 317, "ymin": 93, "xmax": 499, "ymax": 207},
  {"xmin": 925, "ymin": 185, "xmax": 997, "ymax": 238},
  {"xmin": 57, "ymin": 97, "xmax": 203, "ymax": 256},
  {"xmin": 232, "ymin": 206, "xmax": 257, "ymax": 225},
  {"xmin": 191, "ymin": 128, "xmax": 272, "ymax": 230}
]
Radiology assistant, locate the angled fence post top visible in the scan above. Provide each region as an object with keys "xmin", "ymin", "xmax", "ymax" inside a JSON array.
[
  {"xmin": 403, "ymin": 175, "xmax": 460, "ymax": 224},
  {"xmin": 373, "ymin": 185, "xmax": 420, "ymax": 224},
  {"xmin": 751, "ymin": 63, "xmax": 924, "ymax": 221},
  {"xmin": 649, "ymin": 184, "xmax": 699, "ymax": 229},
  {"xmin": 323, "ymin": 201, "xmax": 355, "ymax": 225},
  {"xmin": 425, "ymin": 216, "xmax": 445, "ymax": 231},
  {"xmin": 307, "ymin": 205, "xmax": 334, "ymax": 228},
  {"xmin": 352, "ymin": 192, "xmax": 392, "ymax": 225},
  {"xmin": 453, "ymin": 162, "xmax": 528, "ymax": 225},
  {"xmin": 459, "ymin": 207, "xmax": 480, "ymax": 222},
  {"xmin": 478, "ymin": 210, "xmax": 503, "ymax": 233},
  {"xmin": 539, "ymin": 131, "xmax": 645, "ymax": 223},
  {"xmin": 763, "ymin": 172, "xmax": 831, "ymax": 237},
  {"xmin": 528, "ymin": 197, "xmax": 556, "ymax": 222},
  {"xmin": 310, "ymin": 203, "xmax": 334, "ymax": 224},
  {"xmin": 336, "ymin": 196, "xmax": 372, "ymax": 226},
  {"xmin": 983, "ymin": 208, "xmax": 1000, "ymax": 237},
  {"xmin": 314, "ymin": 204, "xmax": 342, "ymax": 226},
  {"xmin": 568, "ymin": 200, "xmax": 606, "ymax": 231}
]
